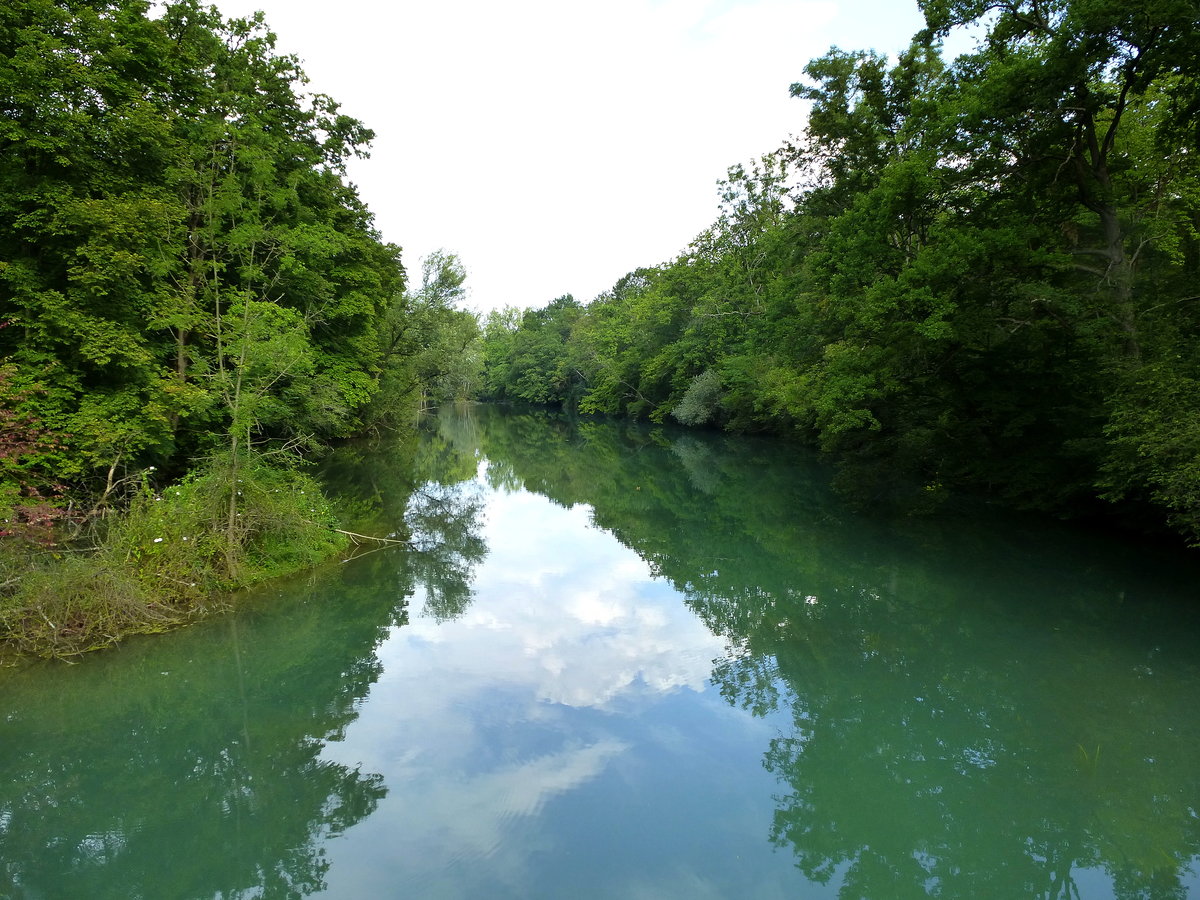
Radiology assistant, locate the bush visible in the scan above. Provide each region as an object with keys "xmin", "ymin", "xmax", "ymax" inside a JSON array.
[
  {"xmin": 111, "ymin": 451, "xmax": 347, "ymax": 587},
  {"xmin": 672, "ymin": 369, "xmax": 724, "ymax": 426},
  {"xmin": 0, "ymin": 556, "xmax": 177, "ymax": 658}
]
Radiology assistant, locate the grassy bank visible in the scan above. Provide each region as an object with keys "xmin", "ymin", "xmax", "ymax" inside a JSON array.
[{"xmin": 0, "ymin": 452, "xmax": 348, "ymax": 660}]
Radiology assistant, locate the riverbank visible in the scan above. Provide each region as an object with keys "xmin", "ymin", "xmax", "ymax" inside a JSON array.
[{"xmin": 0, "ymin": 452, "xmax": 348, "ymax": 661}]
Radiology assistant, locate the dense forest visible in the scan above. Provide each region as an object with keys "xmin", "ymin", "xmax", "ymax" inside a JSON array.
[
  {"xmin": 476, "ymin": 0, "xmax": 1200, "ymax": 544},
  {"xmin": 0, "ymin": 0, "xmax": 474, "ymax": 655}
]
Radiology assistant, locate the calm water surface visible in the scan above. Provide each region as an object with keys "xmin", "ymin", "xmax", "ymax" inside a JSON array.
[{"xmin": 2, "ymin": 406, "xmax": 1199, "ymax": 899}]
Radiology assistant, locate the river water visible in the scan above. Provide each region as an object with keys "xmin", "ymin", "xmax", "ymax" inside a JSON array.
[{"xmin": 2, "ymin": 405, "xmax": 1199, "ymax": 899}]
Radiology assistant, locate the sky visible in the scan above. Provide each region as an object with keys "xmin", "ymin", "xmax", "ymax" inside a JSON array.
[{"xmin": 209, "ymin": 0, "xmax": 930, "ymax": 313}]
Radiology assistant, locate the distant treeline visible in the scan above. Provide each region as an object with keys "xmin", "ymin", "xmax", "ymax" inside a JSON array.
[{"xmin": 476, "ymin": 0, "xmax": 1200, "ymax": 544}]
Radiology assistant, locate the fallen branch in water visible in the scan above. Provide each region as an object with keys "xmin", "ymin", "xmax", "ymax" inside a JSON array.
[{"xmin": 334, "ymin": 528, "xmax": 410, "ymax": 546}]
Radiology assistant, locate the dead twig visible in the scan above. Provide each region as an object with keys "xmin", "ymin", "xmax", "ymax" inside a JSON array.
[{"xmin": 334, "ymin": 528, "xmax": 410, "ymax": 546}]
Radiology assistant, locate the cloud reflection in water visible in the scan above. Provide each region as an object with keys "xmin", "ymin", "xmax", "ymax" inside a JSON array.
[{"xmin": 318, "ymin": 479, "xmax": 732, "ymax": 897}]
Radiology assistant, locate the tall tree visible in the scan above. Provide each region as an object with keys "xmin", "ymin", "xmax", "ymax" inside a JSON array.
[
  {"xmin": 369, "ymin": 249, "xmax": 479, "ymax": 426},
  {"xmin": 921, "ymin": 0, "xmax": 1200, "ymax": 361}
]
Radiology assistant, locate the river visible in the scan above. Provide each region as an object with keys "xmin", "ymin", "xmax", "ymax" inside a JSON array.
[{"xmin": 2, "ymin": 404, "xmax": 1198, "ymax": 898}]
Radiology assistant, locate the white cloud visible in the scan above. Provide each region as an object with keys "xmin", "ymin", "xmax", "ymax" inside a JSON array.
[
  {"xmin": 384, "ymin": 488, "xmax": 725, "ymax": 709},
  {"xmin": 321, "ymin": 739, "xmax": 630, "ymax": 898}
]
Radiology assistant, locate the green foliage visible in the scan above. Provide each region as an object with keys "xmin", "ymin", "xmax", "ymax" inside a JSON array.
[
  {"xmin": 479, "ymin": 294, "xmax": 586, "ymax": 409},
  {"xmin": 1, "ymin": 555, "xmax": 173, "ymax": 659},
  {"xmin": 115, "ymin": 452, "xmax": 345, "ymax": 585},
  {"xmin": 1101, "ymin": 362, "xmax": 1200, "ymax": 544},
  {"xmin": 0, "ymin": 0, "xmax": 492, "ymax": 655},
  {"xmin": 0, "ymin": 452, "xmax": 347, "ymax": 657},
  {"xmin": 472, "ymin": 0, "xmax": 1200, "ymax": 543},
  {"xmin": 365, "ymin": 249, "xmax": 480, "ymax": 431},
  {"xmin": 0, "ymin": 0, "xmax": 408, "ymax": 478},
  {"xmin": 0, "ymin": 362, "xmax": 65, "ymax": 533},
  {"xmin": 672, "ymin": 369, "xmax": 723, "ymax": 426}
]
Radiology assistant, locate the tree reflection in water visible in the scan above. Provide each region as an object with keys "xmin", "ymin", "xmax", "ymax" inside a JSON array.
[
  {"xmin": 0, "ymin": 587, "xmax": 391, "ymax": 899},
  {"xmin": 458, "ymin": 404, "xmax": 1200, "ymax": 900},
  {"xmin": 2, "ymin": 405, "xmax": 1196, "ymax": 899},
  {"xmin": 403, "ymin": 481, "xmax": 488, "ymax": 622},
  {"xmin": 321, "ymin": 417, "xmax": 488, "ymax": 624}
]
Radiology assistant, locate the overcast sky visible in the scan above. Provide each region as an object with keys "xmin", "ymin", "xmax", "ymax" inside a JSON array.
[{"xmin": 210, "ymin": 0, "xmax": 929, "ymax": 313}]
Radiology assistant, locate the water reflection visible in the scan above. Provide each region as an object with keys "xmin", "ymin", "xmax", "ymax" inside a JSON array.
[
  {"xmin": 0, "ymin": 580, "xmax": 393, "ymax": 899},
  {"xmin": 1, "ymin": 406, "xmax": 1198, "ymax": 898},
  {"xmin": 403, "ymin": 481, "xmax": 488, "ymax": 622},
  {"xmin": 316, "ymin": 454, "xmax": 734, "ymax": 896},
  {"xmin": 458, "ymin": 405, "xmax": 1200, "ymax": 899},
  {"xmin": 319, "ymin": 426, "xmax": 488, "ymax": 623},
  {"xmin": 0, "ymin": 425, "xmax": 493, "ymax": 899}
]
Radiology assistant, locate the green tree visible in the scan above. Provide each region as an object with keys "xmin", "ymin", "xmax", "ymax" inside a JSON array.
[
  {"xmin": 0, "ymin": 0, "xmax": 404, "ymax": 488},
  {"xmin": 368, "ymin": 249, "xmax": 479, "ymax": 427},
  {"xmin": 916, "ymin": 0, "xmax": 1200, "ymax": 527},
  {"xmin": 484, "ymin": 294, "xmax": 587, "ymax": 408},
  {"xmin": 0, "ymin": 0, "xmax": 420, "ymax": 649}
]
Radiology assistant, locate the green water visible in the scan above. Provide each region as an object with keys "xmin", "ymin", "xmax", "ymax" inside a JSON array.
[{"xmin": 3, "ymin": 405, "xmax": 1199, "ymax": 899}]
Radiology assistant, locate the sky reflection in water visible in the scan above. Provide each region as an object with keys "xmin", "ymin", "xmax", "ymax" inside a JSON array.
[{"xmin": 319, "ymin": 462, "xmax": 799, "ymax": 899}]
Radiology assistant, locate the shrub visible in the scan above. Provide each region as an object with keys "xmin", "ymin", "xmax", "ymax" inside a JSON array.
[
  {"xmin": 672, "ymin": 369, "xmax": 724, "ymax": 426},
  {"xmin": 0, "ymin": 556, "xmax": 177, "ymax": 658}
]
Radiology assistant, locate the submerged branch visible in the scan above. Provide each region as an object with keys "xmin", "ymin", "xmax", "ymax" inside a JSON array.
[{"xmin": 334, "ymin": 528, "xmax": 410, "ymax": 546}]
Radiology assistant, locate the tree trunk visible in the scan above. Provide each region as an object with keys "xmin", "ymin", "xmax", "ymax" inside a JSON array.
[{"xmin": 1098, "ymin": 202, "xmax": 1140, "ymax": 362}]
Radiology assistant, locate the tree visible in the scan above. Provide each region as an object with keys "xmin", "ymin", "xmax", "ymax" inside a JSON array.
[
  {"xmin": 0, "ymin": 0, "xmax": 405, "ymax": 486},
  {"xmin": 456, "ymin": 0, "xmax": 1200, "ymax": 543},
  {"xmin": 921, "ymin": 0, "xmax": 1200, "ymax": 361},
  {"xmin": 368, "ymin": 249, "xmax": 479, "ymax": 426},
  {"xmin": 917, "ymin": 0, "xmax": 1200, "ymax": 527},
  {"xmin": 0, "ymin": 0, "xmax": 418, "ymax": 639}
]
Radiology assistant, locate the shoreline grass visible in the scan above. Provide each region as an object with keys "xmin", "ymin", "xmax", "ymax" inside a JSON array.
[{"xmin": 0, "ymin": 451, "xmax": 348, "ymax": 661}]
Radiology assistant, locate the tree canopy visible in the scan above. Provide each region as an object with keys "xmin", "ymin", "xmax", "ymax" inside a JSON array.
[{"xmin": 0, "ymin": 0, "xmax": 407, "ymax": 496}]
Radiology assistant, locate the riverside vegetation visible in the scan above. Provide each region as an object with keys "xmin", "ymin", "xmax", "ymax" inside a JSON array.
[
  {"xmin": 0, "ymin": 1, "xmax": 477, "ymax": 657},
  {"xmin": 475, "ymin": 0, "xmax": 1200, "ymax": 545}
]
